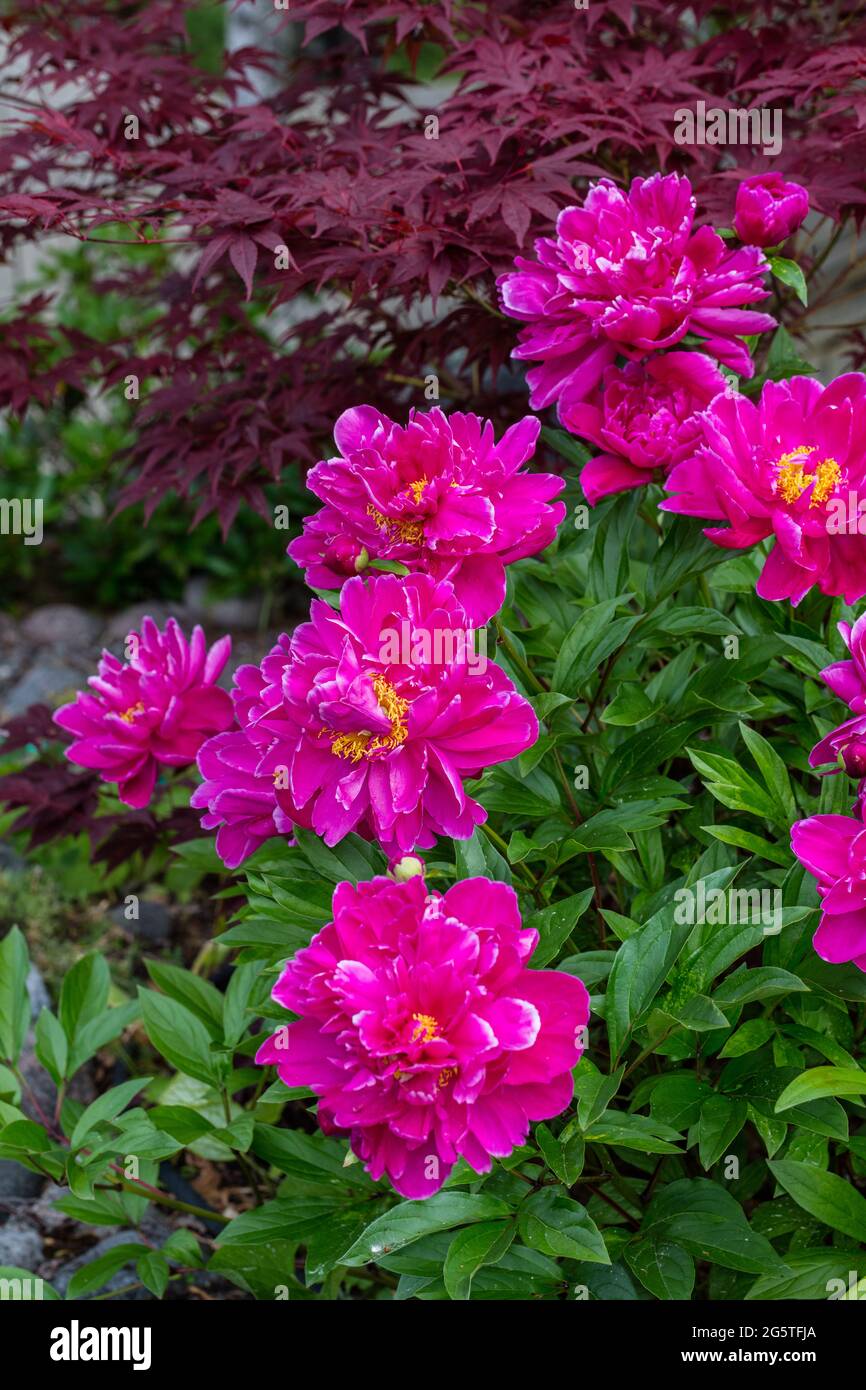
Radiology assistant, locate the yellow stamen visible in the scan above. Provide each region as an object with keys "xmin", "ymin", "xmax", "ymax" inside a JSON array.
[
  {"xmin": 328, "ymin": 673, "xmax": 408, "ymax": 762},
  {"xmin": 438, "ymin": 1066, "xmax": 457, "ymax": 1089},
  {"xmin": 406, "ymin": 477, "xmax": 428, "ymax": 504},
  {"xmin": 411, "ymin": 1012, "xmax": 440, "ymax": 1044},
  {"xmin": 118, "ymin": 701, "xmax": 145, "ymax": 723},
  {"xmin": 774, "ymin": 446, "xmax": 815, "ymax": 504},
  {"xmin": 366, "ymin": 502, "xmax": 424, "ymax": 544},
  {"xmin": 811, "ymin": 457, "xmax": 842, "ymax": 506},
  {"xmin": 774, "ymin": 446, "xmax": 842, "ymax": 508}
]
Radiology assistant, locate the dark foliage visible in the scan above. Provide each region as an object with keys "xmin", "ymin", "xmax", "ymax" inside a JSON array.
[{"xmin": 1, "ymin": 0, "xmax": 865, "ymax": 528}]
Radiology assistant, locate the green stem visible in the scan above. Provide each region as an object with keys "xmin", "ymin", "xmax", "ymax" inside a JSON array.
[
  {"xmin": 480, "ymin": 822, "xmax": 538, "ymax": 890},
  {"xmin": 101, "ymin": 1176, "xmax": 230, "ymax": 1226},
  {"xmin": 493, "ymin": 617, "xmax": 548, "ymax": 695},
  {"xmin": 623, "ymin": 1027, "xmax": 678, "ymax": 1080}
]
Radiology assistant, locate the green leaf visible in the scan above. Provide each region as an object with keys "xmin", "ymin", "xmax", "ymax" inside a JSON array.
[
  {"xmin": 769, "ymin": 1159, "xmax": 866, "ymax": 1243},
  {"xmin": 602, "ymin": 684, "xmax": 655, "ymax": 726},
  {"xmin": 662, "ymin": 1212, "xmax": 787, "ymax": 1274},
  {"xmin": 455, "ymin": 827, "xmax": 512, "ymax": 883},
  {"xmin": 764, "ymin": 325, "xmax": 817, "ymax": 381},
  {"xmin": 0, "ymin": 1266, "xmax": 59, "ymax": 1299},
  {"xmin": 0, "ymin": 927, "xmax": 29, "ymax": 1064},
  {"xmin": 217, "ymin": 1197, "xmax": 345, "ymax": 1248},
  {"xmin": 138, "ymin": 989, "xmax": 225, "ymax": 1087},
  {"xmin": 625, "ymin": 1238, "xmax": 694, "ymax": 1300},
  {"xmin": 687, "ymin": 748, "xmax": 779, "ymax": 822},
  {"xmin": 642, "ymin": 1179, "xmax": 785, "ymax": 1274},
  {"xmin": 34, "ymin": 1009, "xmax": 67, "ymax": 1085},
  {"xmin": 646, "ymin": 519, "xmax": 726, "ymax": 605},
  {"xmin": 67, "ymin": 1243, "xmax": 147, "ymax": 1298},
  {"xmin": 185, "ymin": 1, "xmax": 225, "ymax": 75},
  {"xmin": 161, "ymin": 1229, "xmax": 203, "ymax": 1268},
  {"xmin": 698, "ymin": 1095, "xmax": 748, "ymax": 1169},
  {"xmin": 525, "ymin": 889, "xmax": 594, "ymax": 967},
  {"xmin": 340, "ymin": 1193, "xmax": 511, "ymax": 1267},
  {"xmin": 251, "ymin": 1124, "xmax": 374, "ymax": 1189},
  {"xmin": 535, "ymin": 1123, "xmax": 585, "ymax": 1185},
  {"xmin": 60, "ymin": 953, "xmax": 109, "ymax": 1054},
  {"xmin": 305, "ymin": 1207, "xmax": 380, "ymax": 1284},
  {"xmin": 69, "ymin": 1076, "xmax": 153, "ymax": 1149},
  {"xmin": 584, "ymin": 1113, "xmax": 683, "ymax": 1154},
  {"xmin": 552, "ymin": 599, "xmax": 638, "ymax": 696},
  {"xmin": 541, "ymin": 426, "xmax": 591, "ymax": 468},
  {"xmin": 649, "ymin": 1073, "xmax": 714, "ymax": 1130},
  {"xmin": 443, "ymin": 1221, "xmax": 515, "ymax": 1300},
  {"xmin": 768, "ymin": 256, "xmax": 808, "ymax": 306},
  {"xmin": 145, "ymin": 960, "xmax": 224, "ymax": 1035},
  {"xmin": 702, "ymin": 824, "xmax": 791, "ymax": 868},
  {"xmin": 147, "ymin": 1105, "xmax": 215, "ymax": 1145},
  {"xmin": 605, "ymin": 869, "xmax": 735, "ymax": 1061},
  {"xmin": 738, "ymin": 721, "xmax": 798, "ymax": 823},
  {"xmin": 69, "ymin": 999, "xmax": 139, "ymax": 1076},
  {"xmin": 572, "ymin": 1062, "xmax": 625, "ymax": 1129},
  {"xmin": 714, "ymin": 967, "xmax": 808, "ymax": 1007},
  {"xmin": 518, "ymin": 1189, "xmax": 610, "ymax": 1264},
  {"xmin": 222, "ymin": 961, "xmax": 261, "ymax": 1049},
  {"xmin": 720, "ymin": 1018, "xmax": 775, "ymax": 1058},
  {"xmin": 747, "ymin": 1250, "xmax": 866, "ymax": 1301},
  {"xmin": 293, "ymin": 827, "xmax": 385, "ymax": 885},
  {"xmin": 367, "ymin": 558, "xmax": 409, "ymax": 575},
  {"xmin": 668, "ymin": 993, "xmax": 730, "ymax": 1032},
  {"xmin": 775, "ymin": 1066, "xmax": 866, "ymax": 1113},
  {"xmin": 136, "ymin": 1250, "xmax": 169, "ymax": 1298},
  {"xmin": 208, "ymin": 1239, "xmax": 306, "ymax": 1300}
]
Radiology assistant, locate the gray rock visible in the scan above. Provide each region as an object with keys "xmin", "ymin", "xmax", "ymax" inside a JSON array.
[
  {"xmin": 102, "ymin": 603, "xmax": 188, "ymax": 651},
  {"xmin": 26, "ymin": 964, "xmax": 50, "ymax": 1020},
  {"xmin": 0, "ymin": 842, "xmax": 26, "ymax": 874},
  {"xmin": 27, "ymin": 1184, "xmax": 73, "ymax": 1236},
  {"xmin": 0, "ymin": 1160, "xmax": 45, "ymax": 1200},
  {"xmin": 0, "ymin": 1218, "xmax": 42, "ymax": 1271},
  {"xmin": 17, "ymin": 1034, "xmax": 56, "ymax": 1123},
  {"xmin": 184, "ymin": 579, "xmax": 261, "ymax": 632},
  {"xmin": 52, "ymin": 1230, "xmax": 153, "ymax": 1300},
  {"xmin": 20, "ymin": 606, "xmax": 100, "ymax": 652},
  {"xmin": 1, "ymin": 657, "xmax": 81, "ymax": 718},
  {"xmin": 108, "ymin": 900, "xmax": 171, "ymax": 944}
]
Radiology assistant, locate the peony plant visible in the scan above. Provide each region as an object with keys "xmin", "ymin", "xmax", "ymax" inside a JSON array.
[{"xmin": 7, "ymin": 160, "xmax": 866, "ymax": 1309}]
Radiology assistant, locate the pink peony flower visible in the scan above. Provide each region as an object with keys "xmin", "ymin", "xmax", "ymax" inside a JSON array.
[
  {"xmin": 498, "ymin": 172, "xmax": 775, "ymax": 413},
  {"xmin": 819, "ymin": 615, "xmax": 866, "ymax": 715},
  {"xmin": 561, "ymin": 351, "xmax": 728, "ymax": 504},
  {"xmin": 791, "ymin": 815, "xmax": 866, "ymax": 971},
  {"xmin": 733, "ymin": 174, "xmax": 809, "ymax": 249},
  {"xmin": 192, "ymin": 731, "xmax": 281, "ymax": 867},
  {"xmin": 196, "ymin": 572, "xmax": 537, "ymax": 860},
  {"xmin": 191, "ymin": 639, "xmax": 311, "ymax": 868},
  {"xmin": 55, "ymin": 617, "xmax": 233, "ymax": 808},
  {"xmin": 255, "ymin": 875, "xmax": 590, "ymax": 1197},
  {"xmin": 809, "ymin": 615, "xmax": 866, "ymax": 792},
  {"xmin": 662, "ymin": 374, "xmax": 866, "ymax": 605},
  {"xmin": 809, "ymin": 717, "xmax": 866, "ymax": 781},
  {"xmin": 288, "ymin": 407, "xmax": 565, "ymax": 626}
]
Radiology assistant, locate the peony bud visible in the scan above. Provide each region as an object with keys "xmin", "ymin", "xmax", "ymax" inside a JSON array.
[
  {"xmin": 733, "ymin": 173, "xmax": 809, "ymax": 248},
  {"xmin": 389, "ymin": 854, "xmax": 425, "ymax": 882}
]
